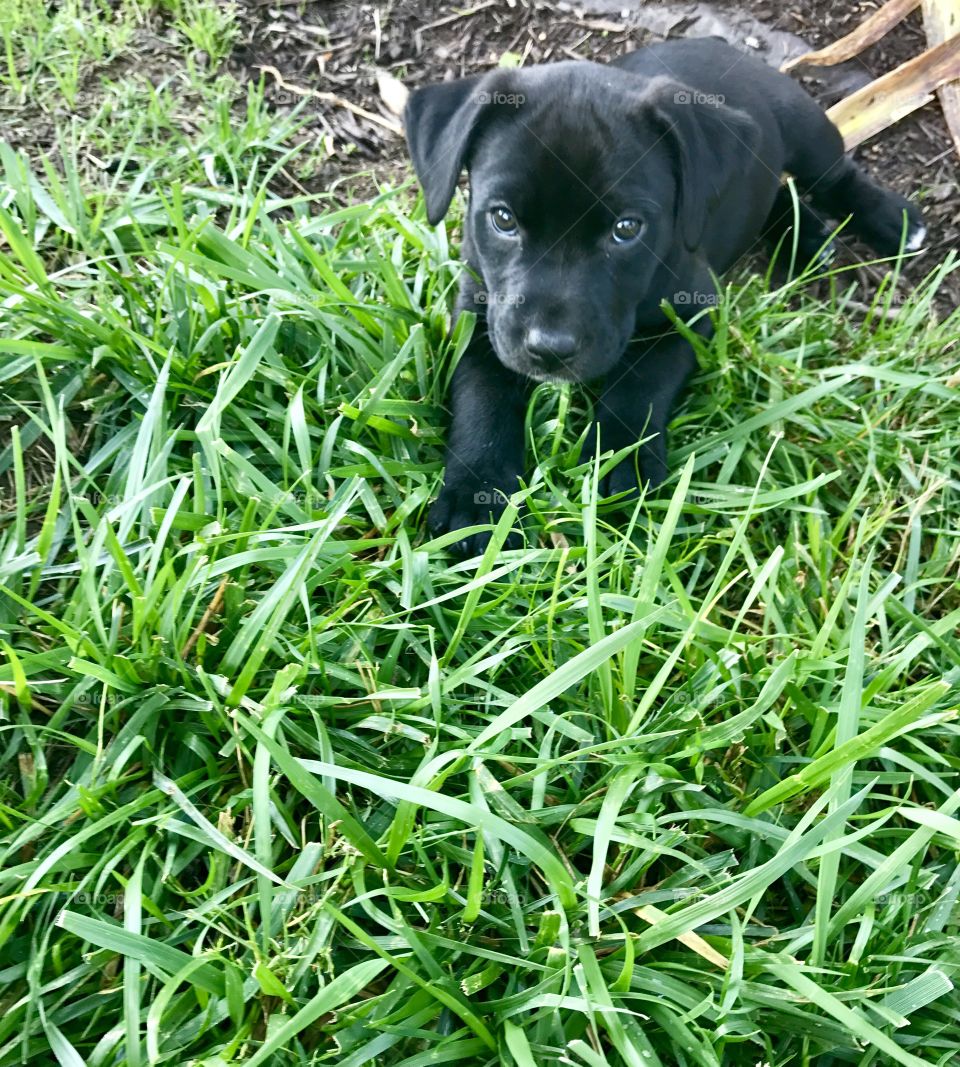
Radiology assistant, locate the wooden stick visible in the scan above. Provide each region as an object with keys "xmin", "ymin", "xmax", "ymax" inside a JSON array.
[
  {"xmin": 827, "ymin": 35, "xmax": 960, "ymax": 148},
  {"xmin": 257, "ymin": 64, "xmax": 403, "ymax": 136},
  {"xmin": 782, "ymin": 0, "xmax": 920, "ymax": 71},
  {"xmin": 922, "ymin": 0, "xmax": 960, "ymax": 159}
]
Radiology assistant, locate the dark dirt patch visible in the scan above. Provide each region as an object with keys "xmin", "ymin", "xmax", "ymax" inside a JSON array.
[
  {"xmin": 0, "ymin": 17, "xmax": 186, "ymax": 177},
  {"xmin": 232, "ymin": 0, "xmax": 658, "ymax": 192},
  {"xmin": 233, "ymin": 0, "xmax": 959, "ymax": 308}
]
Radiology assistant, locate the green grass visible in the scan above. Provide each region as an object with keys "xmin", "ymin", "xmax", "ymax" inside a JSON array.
[
  {"xmin": 0, "ymin": 0, "xmax": 238, "ymax": 106},
  {"xmin": 0, "ymin": 0, "xmax": 264, "ymax": 208},
  {"xmin": 2, "ymin": 31, "xmax": 960, "ymax": 1066}
]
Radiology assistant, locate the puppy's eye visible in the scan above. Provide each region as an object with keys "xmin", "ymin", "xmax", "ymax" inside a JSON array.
[
  {"xmin": 612, "ymin": 218, "xmax": 644, "ymax": 243},
  {"xmin": 490, "ymin": 206, "xmax": 519, "ymax": 235}
]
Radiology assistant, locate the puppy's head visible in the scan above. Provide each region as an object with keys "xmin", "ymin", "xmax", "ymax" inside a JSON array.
[{"xmin": 405, "ymin": 63, "xmax": 758, "ymax": 382}]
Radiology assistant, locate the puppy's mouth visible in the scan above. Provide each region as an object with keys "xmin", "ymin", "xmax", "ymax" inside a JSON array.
[
  {"xmin": 498, "ymin": 347, "xmax": 619, "ymax": 385},
  {"xmin": 499, "ymin": 345, "xmax": 625, "ymax": 385},
  {"xmin": 521, "ymin": 364, "xmax": 582, "ymax": 385}
]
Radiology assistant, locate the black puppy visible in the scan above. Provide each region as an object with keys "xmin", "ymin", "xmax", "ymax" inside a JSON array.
[{"xmin": 405, "ymin": 37, "xmax": 924, "ymax": 555}]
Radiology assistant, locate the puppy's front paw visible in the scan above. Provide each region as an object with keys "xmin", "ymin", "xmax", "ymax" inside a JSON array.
[
  {"xmin": 428, "ymin": 478, "xmax": 521, "ymax": 557},
  {"xmin": 858, "ymin": 195, "xmax": 925, "ymax": 258}
]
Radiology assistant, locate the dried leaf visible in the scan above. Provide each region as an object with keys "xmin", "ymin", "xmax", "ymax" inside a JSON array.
[
  {"xmin": 377, "ymin": 70, "xmax": 409, "ymax": 119},
  {"xmin": 634, "ymin": 904, "xmax": 730, "ymax": 969}
]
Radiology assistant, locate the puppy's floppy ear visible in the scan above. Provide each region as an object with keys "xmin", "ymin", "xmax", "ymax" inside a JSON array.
[
  {"xmin": 404, "ymin": 73, "xmax": 501, "ymax": 225},
  {"xmin": 645, "ymin": 79, "xmax": 761, "ymax": 251}
]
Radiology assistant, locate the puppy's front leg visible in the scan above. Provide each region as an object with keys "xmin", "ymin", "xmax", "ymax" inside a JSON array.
[
  {"xmin": 583, "ymin": 320, "xmax": 708, "ymax": 497},
  {"xmin": 429, "ymin": 325, "xmax": 532, "ymax": 555}
]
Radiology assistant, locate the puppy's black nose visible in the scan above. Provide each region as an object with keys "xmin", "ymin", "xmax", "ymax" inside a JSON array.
[{"xmin": 524, "ymin": 328, "xmax": 577, "ymax": 367}]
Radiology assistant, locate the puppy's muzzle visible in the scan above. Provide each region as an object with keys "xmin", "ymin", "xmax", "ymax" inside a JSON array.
[{"xmin": 524, "ymin": 327, "xmax": 577, "ymax": 372}]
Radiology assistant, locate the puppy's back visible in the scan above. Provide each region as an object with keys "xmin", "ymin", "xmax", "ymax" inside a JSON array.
[{"xmin": 613, "ymin": 38, "xmax": 808, "ymax": 124}]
